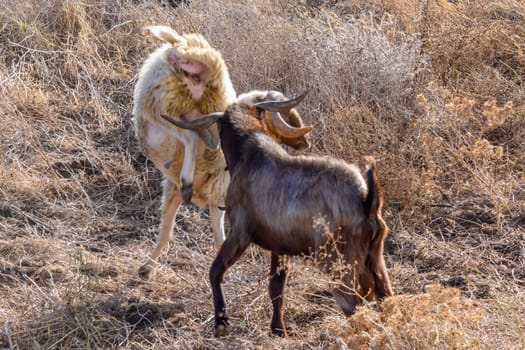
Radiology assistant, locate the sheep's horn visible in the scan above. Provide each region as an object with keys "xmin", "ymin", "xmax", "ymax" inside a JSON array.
[
  {"xmin": 254, "ymin": 91, "xmax": 308, "ymax": 112},
  {"xmin": 264, "ymin": 112, "xmax": 313, "ymax": 139},
  {"xmin": 161, "ymin": 113, "xmax": 223, "ymax": 131}
]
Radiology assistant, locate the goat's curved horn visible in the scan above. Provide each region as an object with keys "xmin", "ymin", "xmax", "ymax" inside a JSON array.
[
  {"xmin": 264, "ymin": 112, "xmax": 313, "ymax": 139},
  {"xmin": 254, "ymin": 91, "xmax": 308, "ymax": 112},
  {"xmin": 161, "ymin": 113, "xmax": 223, "ymax": 131}
]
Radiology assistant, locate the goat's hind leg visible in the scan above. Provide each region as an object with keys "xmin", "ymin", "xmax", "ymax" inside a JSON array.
[
  {"xmin": 139, "ymin": 180, "xmax": 182, "ymax": 279},
  {"xmin": 269, "ymin": 253, "xmax": 290, "ymax": 337},
  {"xmin": 209, "ymin": 237, "xmax": 250, "ymax": 337}
]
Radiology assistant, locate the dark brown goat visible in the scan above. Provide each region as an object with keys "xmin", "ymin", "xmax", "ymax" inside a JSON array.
[{"xmin": 161, "ymin": 98, "xmax": 393, "ymax": 337}]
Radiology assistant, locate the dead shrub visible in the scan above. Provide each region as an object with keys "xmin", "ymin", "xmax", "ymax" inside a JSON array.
[
  {"xmin": 1, "ymin": 0, "xmax": 524, "ymax": 349},
  {"xmin": 341, "ymin": 284, "xmax": 484, "ymax": 349}
]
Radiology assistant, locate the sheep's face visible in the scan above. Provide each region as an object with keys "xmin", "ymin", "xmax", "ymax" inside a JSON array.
[
  {"xmin": 166, "ymin": 48, "xmax": 209, "ymax": 100},
  {"xmin": 148, "ymin": 26, "xmax": 218, "ymax": 101},
  {"xmin": 167, "ymin": 49, "xmax": 209, "ymax": 80}
]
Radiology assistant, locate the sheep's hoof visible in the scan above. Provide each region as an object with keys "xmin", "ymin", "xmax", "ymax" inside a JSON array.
[
  {"xmin": 214, "ymin": 324, "xmax": 227, "ymax": 338},
  {"xmin": 138, "ymin": 264, "xmax": 153, "ymax": 280},
  {"xmin": 180, "ymin": 180, "xmax": 193, "ymax": 203}
]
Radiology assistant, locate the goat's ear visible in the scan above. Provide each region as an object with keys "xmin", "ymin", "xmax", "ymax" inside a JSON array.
[
  {"xmin": 197, "ymin": 129, "xmax": 220, "ymax": 150},
  {"xmin": 363, "ymin": 156, "xmax": 384, "ymax": 220}
]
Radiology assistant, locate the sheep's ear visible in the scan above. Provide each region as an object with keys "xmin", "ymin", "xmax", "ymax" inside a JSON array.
[
  {"xmin": 146, "ymin": 26, "xmax": 184, "ymax": 45},
  {"xmin": 197, "ymin": 129, "xmax": 220, "ymax": 151}
]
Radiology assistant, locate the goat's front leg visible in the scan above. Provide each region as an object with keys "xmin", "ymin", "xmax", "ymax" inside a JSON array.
[
  {"xmin": 209, "ymin": 237, "xmax": 249, "ymax": 337},
  {"xmin": 139, "ymin": 180, "xmax": 182, "ymax": 279},
  {"xmin": 269, "ymin": 253, "xmax": 290, "ymax": 337}
]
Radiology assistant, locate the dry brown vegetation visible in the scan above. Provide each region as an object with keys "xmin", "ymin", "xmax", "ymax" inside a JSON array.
[{"xmin": 0, "ymin": 0, "xmax": 524, "ymax": 349}]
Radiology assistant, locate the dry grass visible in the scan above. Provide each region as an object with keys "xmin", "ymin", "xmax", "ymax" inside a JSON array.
[{"xmin": 1, "ymin": 0, "xmax": 524, "ymax": 349}]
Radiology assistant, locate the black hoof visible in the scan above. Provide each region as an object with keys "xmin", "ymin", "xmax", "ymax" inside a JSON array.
[
  {"xmin": 180, "ymin": 180, "xmax": 193, "ymax": 203},
  {"xmin": 138, "ymin": 264, "xmax": 153, "ymax": 280},
  {"xmin": 214, "ymin": 314, "xmax": 228, "ymax": 337},
  {"xmin": 271, "ymin": 327, "xmax": 287, "ymax": 337},
  {"xmin": 214, "ymin": 323, "xmax": 227, "ymax": 337}
]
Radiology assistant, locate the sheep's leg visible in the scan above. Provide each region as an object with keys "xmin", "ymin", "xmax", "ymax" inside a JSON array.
[
  {"xmin": 209, "ymin": 237, "xmax": 249, "ymax": 337},
  {"xmin": 269, "ymin": 253, "xmax": 290, "ymax": 337},
  {"xmin": 209, "ymin": 205, "xmax": 225, "ymax": 248},
  {"xmin": 139, "ymin": 180, "xmax": 182, "ymax": 279},
  {"xmin": 179, "ymin": 134, "xmax": 199, "ymax": 202}
]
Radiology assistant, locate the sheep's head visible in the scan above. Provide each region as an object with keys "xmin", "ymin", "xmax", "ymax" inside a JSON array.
[
  {"xmin": 160, "ymin": 91, "xmax": 313, "ymax": 152},
  {"xmin": 147, "ymin": 26, "xmax": 222, "ymax": 101}
]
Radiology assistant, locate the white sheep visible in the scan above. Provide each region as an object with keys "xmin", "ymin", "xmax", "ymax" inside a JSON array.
[
  {"xmin": 133, "ymin": 25, "xmax": 235, "ymax": 278},
  {"xmin": 133, "ymin": 26, "xmax": 312, "ymax": 279}
]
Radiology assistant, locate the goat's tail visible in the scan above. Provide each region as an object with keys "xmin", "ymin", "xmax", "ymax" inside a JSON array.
[{"xmin": 363, "ymin": 156, "xmax": 384, "ymax": 220}]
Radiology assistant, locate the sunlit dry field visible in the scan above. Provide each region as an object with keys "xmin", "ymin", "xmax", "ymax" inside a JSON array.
[{"xmin": 1, "ymin": 0, "xmax": 524, "ymax": 349}]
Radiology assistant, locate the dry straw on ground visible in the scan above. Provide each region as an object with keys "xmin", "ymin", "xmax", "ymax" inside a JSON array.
[{"xmin": 1, "ymin": 0, "xmax": 524, "ymax": 349}]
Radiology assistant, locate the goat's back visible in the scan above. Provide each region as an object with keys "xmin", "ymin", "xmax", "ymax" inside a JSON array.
[{"xmin": 227, "ymin": 141, "xmax": 370, "ymax": 253}]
